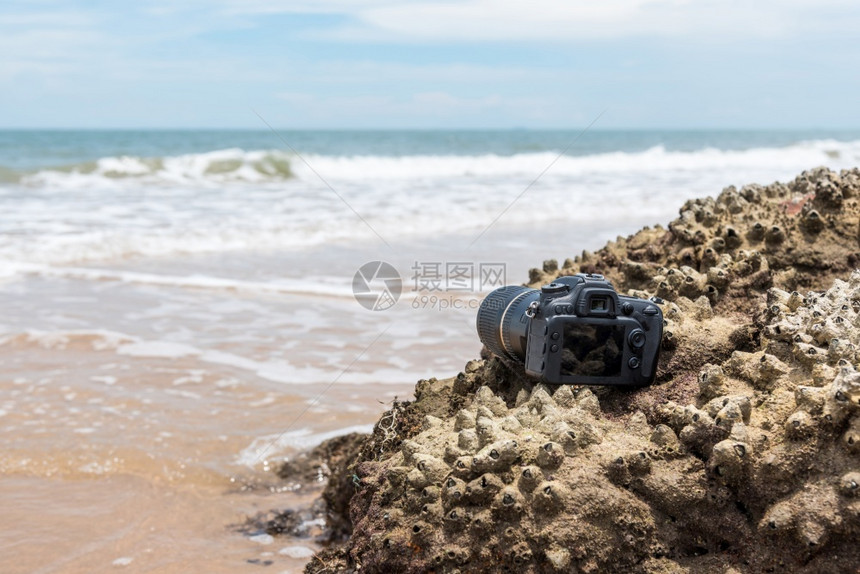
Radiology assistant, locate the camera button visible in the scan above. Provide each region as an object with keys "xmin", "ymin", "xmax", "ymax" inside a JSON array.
[
  {"xmin": 551, "ymin": 332, "xmax": 560, "ymax": 340},
  {"xmin": 628, "ymin": 329, "xmax": 646, "ymax": 349},
  {"xmin": 550, "ymin": 344, "xmax": 559, "ymax": 352},
  {"xmin": 643, "ymin": 306, "xmax": 659, "ymax": 315},
  {"xmin": 622, "ymin": 302, "xmax": 634, "ymax": 315},
  {"xmin": 628, "ymin": 357, "xmax": 641, "ymax": 369}
]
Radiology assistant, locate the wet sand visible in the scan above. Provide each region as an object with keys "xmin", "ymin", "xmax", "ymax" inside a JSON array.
[
  {"xmin": 0, "ymin": 253, "xmax": 413, "ymax": 573},
  {"xmin": 0, "ymin": 475, "xmax": 319, "ymax": 574}
]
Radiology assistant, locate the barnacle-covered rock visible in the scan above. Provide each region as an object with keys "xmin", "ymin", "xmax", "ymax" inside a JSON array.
[{"xmin": 306, "ymin": 169, "xmax": 860, "ymax": 574}]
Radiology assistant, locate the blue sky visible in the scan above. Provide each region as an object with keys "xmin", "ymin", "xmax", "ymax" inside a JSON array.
[{"xmin": 2, "ymin": 0, "xmax": 859, "ymax": 129}]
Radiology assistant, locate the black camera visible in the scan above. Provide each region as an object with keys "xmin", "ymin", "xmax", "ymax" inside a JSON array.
[{"xmin": 476, "ymin": 273, "xmax": 663, "ymax": 386}]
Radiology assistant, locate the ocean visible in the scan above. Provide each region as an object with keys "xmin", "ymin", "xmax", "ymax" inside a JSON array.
[{"xmin": 2, "ymin": 129, "xmax": 859, "ymax": 572}]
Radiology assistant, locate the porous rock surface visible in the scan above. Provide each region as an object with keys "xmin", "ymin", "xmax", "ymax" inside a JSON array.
[{"xmin": 305, "ymin": 168, "xmax": 860, "ymax": 573}]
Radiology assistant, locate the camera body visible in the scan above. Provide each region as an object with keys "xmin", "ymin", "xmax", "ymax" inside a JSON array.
[{"xmin": 476, "ymin": 273, "xmax": 663, "ymax": 386}]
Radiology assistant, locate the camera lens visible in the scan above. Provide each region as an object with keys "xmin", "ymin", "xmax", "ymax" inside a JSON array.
[
  {"xmin": 628, "ymin": 328, "xmax": 646, "ymax": 350},
  {"xmin": 476, "ymin": 286, "xmax": 539, "ymax": 362}
]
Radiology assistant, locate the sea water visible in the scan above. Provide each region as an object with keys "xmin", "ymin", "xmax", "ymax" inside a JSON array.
[{"xmin": 1, "ymin": 129, "xmax": 859, "ymax": 572}]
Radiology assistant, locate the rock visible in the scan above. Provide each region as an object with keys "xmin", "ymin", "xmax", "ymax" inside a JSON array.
[{"xmin": 305, "ymin": 168, "xmax": 860, "ymax": 574}]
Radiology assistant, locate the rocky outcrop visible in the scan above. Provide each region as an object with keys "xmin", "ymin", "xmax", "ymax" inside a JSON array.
[{"xmin": 304, "ymin": 168, "xmax": 860, "ymax": 573}]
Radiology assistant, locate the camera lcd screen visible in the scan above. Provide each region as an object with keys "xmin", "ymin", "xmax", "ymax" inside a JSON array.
[{"xmin": 560, "ymin": 322, "xmax": 625, "ymax": 377}]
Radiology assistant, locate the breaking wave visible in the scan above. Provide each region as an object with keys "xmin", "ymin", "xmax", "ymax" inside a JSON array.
[
  {"xmin": 0, "ymin": 138, "xmax": 859, "ymax": 266},
  {"xmin": 19, "ymin": 148, "xmax": 294, "ymax": 188},
  {"xmin": 7, "ymin": 138, "xmax": 860, "ymax": 189}
]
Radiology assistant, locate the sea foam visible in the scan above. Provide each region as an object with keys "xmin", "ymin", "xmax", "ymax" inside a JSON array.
[
  {"xmin": 13, "ymin": 139, "xmax": 860, "ymax": 187},
  {"xmin": 1, "ymin": 139, "xmax": 859, "ymax": 267}
]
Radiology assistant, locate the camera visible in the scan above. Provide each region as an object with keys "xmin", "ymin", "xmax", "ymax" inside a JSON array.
[{"xmin": 476, "ymin": 273, "xmax": 663, "ymax": 386}]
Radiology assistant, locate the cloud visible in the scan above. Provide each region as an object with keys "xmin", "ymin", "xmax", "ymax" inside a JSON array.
[
  {"xmin": 0, "ymin": 9, "xmax": 109, "ymax": 80},
  {"xmin": 1, "ymin": 0, "xmax": 857, "ymax": 127},
  {"xmin": 206, "ymin": 0, "xmax": 860, "ymax": 42}
]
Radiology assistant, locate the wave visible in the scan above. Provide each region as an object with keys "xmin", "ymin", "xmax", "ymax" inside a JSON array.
[
  {"xmin": 297, "ymin": 139, "xmax": 860, "ymax": 181},
  {"xmin": 0, "ymin": 327, "xmax": 418, "ymax": 386},
  {"xmin": 3, "ymin": 262, "xmax": 357, "ymax": 298},
  {"xmin": 18, "ymin": 148, "xmax": 294, "ymax": 188},
  {"xmin": 235, "ymin": 425, "xmax": 375, "ymax": 468},
  {"xmin": 8, "ymin": 138, "xmax": 860, "ymax": 189},
  {"xmin": 1, "ymin": 138, "xmax": 859, "ymax": 266}
]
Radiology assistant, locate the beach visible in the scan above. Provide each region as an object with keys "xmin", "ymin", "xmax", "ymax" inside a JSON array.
[{"xmin": 2, "ymin": 130, "xmax": 860, "ymax": 572}]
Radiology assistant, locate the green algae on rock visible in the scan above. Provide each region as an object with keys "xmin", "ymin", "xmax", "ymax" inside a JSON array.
[{"xmin": 302, "ymin": 168, "xmax": 860, "ymax": 574}]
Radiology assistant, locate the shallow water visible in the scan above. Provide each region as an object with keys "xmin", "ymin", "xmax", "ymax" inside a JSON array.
[{"xmin": 0, "ymin": 237, "xmax": 529, "ymax": 573}]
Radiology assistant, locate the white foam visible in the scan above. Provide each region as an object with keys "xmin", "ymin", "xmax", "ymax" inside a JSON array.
[
  {"xmin": 0, "ymin": 327, "xmax": 412, "ymax": 385},
  {"xmin": 116, "ymin": 340, "xmax": 364, "ymax": 384},
  {"xmin": 22, "ymin": 148, "xmax": 294, "ymax": 189},
  {"xmin": 279, "ymin": 546, "xmax": 316, "ymax": 558},
  {"xmin": 235, "ymin": 424, "xmax": 374, "ymax": 468},
  {"xmin": 2, "ymin": 139, "xmax": 858, "ymax": 267},
  {"xmin": 3, "ymin": 262, "xmax": 355, "ymax": 297},
  {"xmin": 117, "ymin": 340, "xmax": 199, "ymax": 358},
  {"xmin": 0, "ymin": 329, "xmax": 137, "ymax": 351},
  {"xmin": 163, "ymin": 389, "xmax": 202, "ymax": 400},
  {"xmin": 248, "ymin": 534, "xmax": 274, "ymax": 545},
  {"xmin": 18, "ymin": 140, "xmax": 860, "ymax": 187}
]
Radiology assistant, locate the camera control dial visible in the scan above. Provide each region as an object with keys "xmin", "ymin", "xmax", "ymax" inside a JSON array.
[
  {"xmin": 541, "ymin": 283, "xmax": 569, "ymax": 295},
  {"xmin": 628, "ymin": 328, "xmax": 646, "ymax": 350}
]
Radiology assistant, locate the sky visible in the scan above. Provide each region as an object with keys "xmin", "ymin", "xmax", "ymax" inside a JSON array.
[{"xmin": 1, "ymin": 0, "xmax": 859, "ymax": 129}]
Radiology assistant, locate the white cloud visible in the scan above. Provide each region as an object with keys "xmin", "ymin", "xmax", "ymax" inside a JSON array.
[
  {"xmin": 1, "ymin": 0, "xmax": 857, "ymax": 127},
  {"xmin": 207, "ymin": 0, "xmax": 860, "ymax": 42},
  {"xmin": 351, "ymin": 0, "xmax": 858, "ymax": 41},
  {"xmin": 0, "ymin": 10, "xmax": 108, "ymax": 80}
]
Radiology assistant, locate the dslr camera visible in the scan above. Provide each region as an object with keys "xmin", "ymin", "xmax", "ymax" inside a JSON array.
[{"xmin": 476, "ymin": 273, "xmax": 663, "ymax": 386}]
